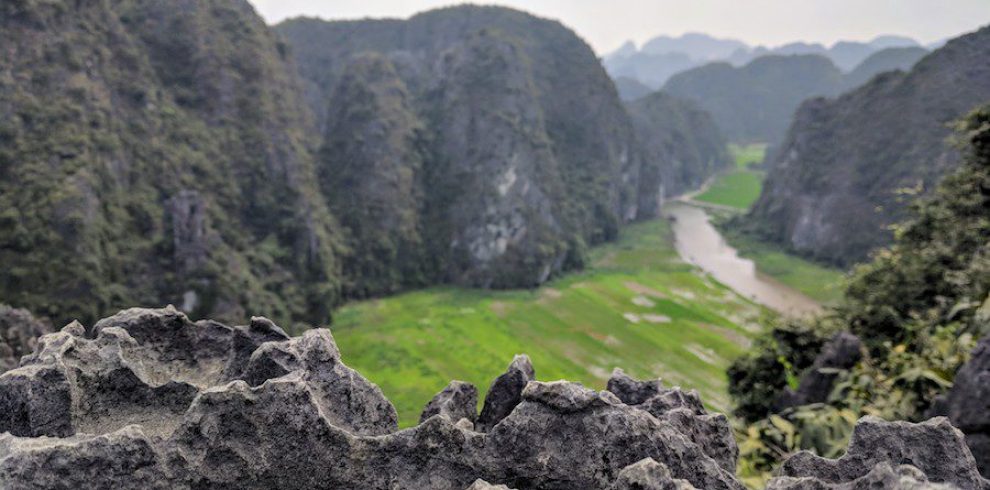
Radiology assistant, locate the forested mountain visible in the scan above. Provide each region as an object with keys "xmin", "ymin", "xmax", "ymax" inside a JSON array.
[
  {"xmin": 661, "ymin": 47, "xmax": 931, "ymax": 145},
  {"xmin": 605, "ymin": 33, "xmax": 922, "ymax": 89},
  {"xmin": 743, "ymin": 25, "xmax": 990, "ymax": 266},
  {"xmin": 277, "ymin": 7, "xmax": 729, "ymax": 295},
  {"xmin": 0, "ymin": 0, "xmax": 343, "ymax": 328},
  {"xmin": 662, "ymin": 55, "xmax": 845, "ymax": 143},
  {"xmin": 627, "ymin": 92, "xmax": 731, "ymax": 201},
  {"xmin": 0, "ymin": 1, "xmax": 729, "ymax": 326},
  {"xmin": 613, "ymin": 76, "xmax": 653, "ymax": 101},
  {"xmin": 842, "ymin": 46, "xmax": 929, "ymax": 89}
]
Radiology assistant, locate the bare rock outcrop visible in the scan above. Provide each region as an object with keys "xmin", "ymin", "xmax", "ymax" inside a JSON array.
[
  {"xmin": 939, "ymin": 334, "xmax": 990, "ymax": 476},
  {"xmin": 421, "ymin": 380, "xmax": 479, "ymax": 425},
  {"xmin": 0, "ymin": 306, "xmax": 53, "ymax": 373},
  {"xmin": 768, "ymin": 416, "xmax": 990, "ymax": 490},
  {"xmin": 476, "ymin": 354, "xmax": 535, "ymax": 432},
  {"xmin": 0, "ymin": 308, "xmax": 986, "ymax": 489}
]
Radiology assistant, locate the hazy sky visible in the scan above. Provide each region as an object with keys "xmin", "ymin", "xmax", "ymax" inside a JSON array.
[{"xmin": 248, "ymin": 0, "xmax": 990, "ymax": 54}]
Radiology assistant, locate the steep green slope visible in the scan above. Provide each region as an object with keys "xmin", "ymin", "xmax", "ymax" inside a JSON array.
[
  {"xmin": 843, "ymin": 46, "xmax": 929, "ymax": 89},
  {"xmin": 662, "ymin": 55, "xmax": 845, "ymax": 143},
  {"xmin": 743, "ymin": 25, "xmax": 990, "ymax": 267},
  {"xmin": 331, "ymin": 218, "xmax": 764, "ymax": 426},
  {"xmin": 0, "ymin": 0, "xmax": 342, "ymax": 328},
  {"xmin": 626, "ymin": 92, "xmax": 732, "ymax": 203},
  {"xmin": 277, "ymin": 7, "xmax": 731, "ymax": 295}
]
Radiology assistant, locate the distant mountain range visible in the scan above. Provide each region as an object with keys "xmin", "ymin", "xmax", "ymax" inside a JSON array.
[
  {"xmin": 605, "ymin": 32, "xmax": 924, "ymax": 87},
  {"xmin": 659, "ymin": 46, "xmax": 929, "ymax": 143}
]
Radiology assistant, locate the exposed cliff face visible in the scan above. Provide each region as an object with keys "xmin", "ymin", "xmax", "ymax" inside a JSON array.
[
  {"xmin": 318, "ymin": 53, "xmax": 428, "ymax": 297},
  {"xmin": 744, "ymin": 26, "xmax": 990, "ymax": 266},
  {"xmin": 626, "ymin": 92, "xmax": 732, "ymax": 208},
  {"xmin": 0, "ymin": 307, "xmax": 986, "ymax": 489},
  {"xmin": 939, "ymin": 334, "xmax": 990, "ymax": 476},
  {"xmin": 277, "ymin": 6, "xmax": 660, "ymax": 291},
  {"xmin": 0, "ymin": 0, "xmax": 341, "ymax": 328}
]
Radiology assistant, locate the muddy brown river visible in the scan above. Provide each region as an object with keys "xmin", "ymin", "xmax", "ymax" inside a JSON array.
[{"xmin": 664, "ymin": 201, "xmax": 822, "ymax": 316}]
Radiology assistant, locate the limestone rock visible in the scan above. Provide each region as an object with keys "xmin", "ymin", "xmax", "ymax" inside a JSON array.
[
  {"xmin": 609, "ymin": 458, "xmax": 698, "ymax": 489},
  {"xmin": 0, "ymin": 305, "xmax": 53, "ymax": 373},
  {"xmin": 773, "ymin": 416, "xmax": 989, "ymax": 489},
  {"xmin": 768, "ymin": 462, "xmax": 958, "ymax": 489},
  {"xmin": 2, "ymin": 308, "xmax": 985, "ymax": 490},
  {"xmin": 607, "ymin": 368, "xmax": 664, "ymax": 405},
  {"xmin": 421, "ymin": 381, "xmax": 479, "ymax": 424},
  {"xmin": 466, "ymin": 480, "xmax": 515, "ymax": 489},
  {"xmin": 941, "ymin": 334, "xmax": 990, "ymax": 475},
  {"xmin": 476, "ymin": 354, "xmax": 535, "ymax": 432}
]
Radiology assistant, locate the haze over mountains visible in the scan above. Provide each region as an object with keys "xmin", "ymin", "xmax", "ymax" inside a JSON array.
[{"xmin": 605, "ymin": 32, "xmax": 926, "ymax": 88}]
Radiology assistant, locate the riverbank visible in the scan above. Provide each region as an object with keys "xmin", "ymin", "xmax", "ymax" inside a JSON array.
[{"xmin": 664, "ymin": 202, "xmax": 822, "ymax": 316}]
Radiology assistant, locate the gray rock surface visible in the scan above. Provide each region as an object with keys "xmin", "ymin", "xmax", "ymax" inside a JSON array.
[
  {"xmin": 421, "ymin": 380, "xmax": 479, "ymax": 424},
  {"xmin": 941, "ymin": 334, "xmax": 990, "ymax": 476},
  {"xmin": 771, "ymin": 416, "xmax": 990, "ymax": 489},
  {"xmin": 768, "ymin": 462, "xmax": 958, "ymax": 489},
  {"xmin": 0, "ymin": 306, "xmax": 53, "ymax": 373},
  {"xmin": 608, "ymin": 458, "xmax": 698, "ymax": 489},
  {"xmin": 467, "ymin": 480, "xmax": 516, "ymax": 490},
  {"xmin": 476, "ymin": 355, "xmax": 535, "ymax": 432},
  {"xmin": 0, "ymin": 308, "xmax": 986, "ymax": 489},
  {"xmin": 606, "ymin": 369, "xmax": 737, "ymax": 472}
]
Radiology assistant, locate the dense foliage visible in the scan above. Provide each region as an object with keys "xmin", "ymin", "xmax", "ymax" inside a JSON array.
[
  {"xmin": 662, "ymin": 55, "xmax": 846, "ymax": 144},
  {"xmin": 730, "ymin": 106, "xmax": 990, "ymax": 482},
  {"xmin": 0, "ymin": 0, "xmax": 342, "ymax": 328}
]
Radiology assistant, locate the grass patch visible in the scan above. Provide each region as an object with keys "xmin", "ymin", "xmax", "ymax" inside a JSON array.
[
  {"xmin": 330, "ymin": 219, "xmax": 765, "ymax": 426},
  {"xmin": 712, "ymin": 219, "xmax": 847, "ymax": 305},
  {"xmin": 695, "ymin": 144, "xmax": 768, "ymax": 210}
]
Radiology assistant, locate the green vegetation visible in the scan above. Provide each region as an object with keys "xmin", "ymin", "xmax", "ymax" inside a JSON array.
[
  {"xmin": 695, "ymin": 144, "xmax": 766, "ymax": 209},
  {"xmin": 331, "ymin": 219, "xmax": 765, "ymax": 426},
  {"xmin": 729, "ymin": 107, "xmax": 990, "ymax": 484},
  {"xmin": 721, "ymin": 229, "xmax": 845, "ymax": 304},
  {"xmin": 694, "ymin": 144, "xmax": 846, "ymax": 305}
]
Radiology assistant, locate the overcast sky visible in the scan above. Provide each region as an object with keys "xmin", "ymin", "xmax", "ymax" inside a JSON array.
[{"xmin": 248, "ymin": 0, "xmax": 990, "ymax": 54}]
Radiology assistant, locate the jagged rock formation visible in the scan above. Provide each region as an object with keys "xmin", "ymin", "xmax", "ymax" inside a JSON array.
[
  {"xmin": 421, "ymin": 380, "xmax": 479, "ymax": 425},
  {"xmin": 768, "ymin": 417, "xmax": 990, "ymax": 489},
  {"xmin": 626, "ymin": 92, "xmax": 732, "ymax": 203},
  {"xmin": 774, "ymin": 332, "xmax": 863, "ymax": 411},
  {"xmin": 744, "ymin": 25, "xmax": 990, "ymax": 266},
  {"xmin": 1, "ymin": 307, "xmax": 987, "ymax": 489},
  {"xmin": 939, "ymin": 334, "xmax": 990, "ymax": 476},
  {"xmin": 0, "ymin": 306, "xmax": 52, "ymax": 372}
]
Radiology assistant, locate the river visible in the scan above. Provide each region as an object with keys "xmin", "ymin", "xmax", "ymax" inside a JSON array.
[{"xmin": 664, "ymin": 201, "xmax": 822, "ymax": 316}]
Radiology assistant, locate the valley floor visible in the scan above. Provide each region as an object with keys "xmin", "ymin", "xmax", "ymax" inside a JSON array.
[
  {"xmin": 331, "ymin": 144, "xmax": 846, "ymax": 427},
  {"xmin": 332, "ymin": 219, "xmax": 765, "ymax": 426}
]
